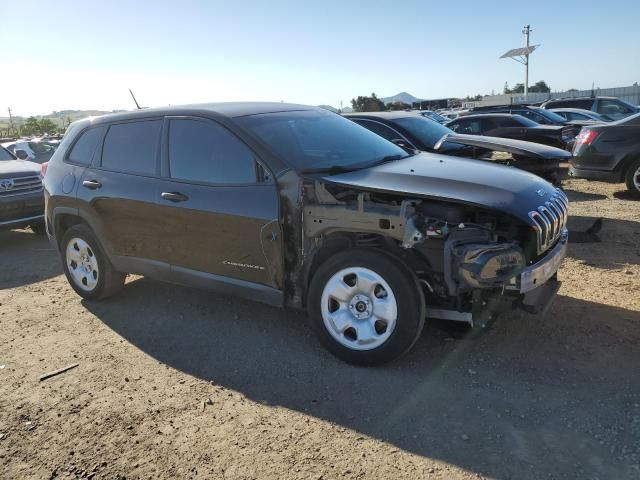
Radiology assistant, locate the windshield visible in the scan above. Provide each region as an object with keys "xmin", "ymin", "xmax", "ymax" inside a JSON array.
[
  {"xmin": 0, "ymin": 146, "xmax": 15, "ymax": 161},
  {"xmin": 423, "ymin": 111, "xmax": 448, "ymax": 123},
  {"xmin": 512, "ymin": 115, "xmax": 540, "ymax": 127},
  {"xmin": 535, "ymin": 108, "xmax": 569, "ymax": 123},
  {"xmin": 393, "ymin": 116, "xmax": 453, "ymax": 149},
  {"xmin": 236, "ymin": 110, "xmax": 407, "ymax": 171}
]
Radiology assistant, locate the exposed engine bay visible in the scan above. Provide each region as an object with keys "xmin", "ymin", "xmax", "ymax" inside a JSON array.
[{"xmin": 299, "ymin": 181, "xmax": 560, "ymax": 326}]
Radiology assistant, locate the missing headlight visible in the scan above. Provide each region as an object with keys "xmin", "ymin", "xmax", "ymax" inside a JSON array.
[{"xmin": 454, "ymin": 243, "xmax": 525, "ymax": 289}]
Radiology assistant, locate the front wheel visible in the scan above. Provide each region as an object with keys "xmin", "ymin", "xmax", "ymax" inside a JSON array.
[
  {"xmin": 308, "ymin": 249, "xmax": 426, "ymax": 365},
  {"xmin": 625, "ymin": 158, "xmax": 640, "ymax": 198}
]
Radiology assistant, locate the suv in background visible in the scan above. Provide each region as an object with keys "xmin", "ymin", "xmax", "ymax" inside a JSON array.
[
  {"xmin": 541, "ymin": 97, "xmax": 639, "ymax": 120},
  {"xmin": 44, "ymin": 103, "xmax": 568, "ymax": 365},
  {"xmin": 0, "ymin": 145, "xmax": 46, "ymax": 234}
]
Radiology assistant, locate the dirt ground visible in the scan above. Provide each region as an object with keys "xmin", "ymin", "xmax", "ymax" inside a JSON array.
[{"xmin": 1, "ymin": 177, "xmax": 639, "ymax": 480}]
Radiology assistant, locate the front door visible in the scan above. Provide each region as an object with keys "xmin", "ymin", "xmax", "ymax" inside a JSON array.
[{"xmin": 155, "ymin": 116, "xmax": 282, "ymax": 289}]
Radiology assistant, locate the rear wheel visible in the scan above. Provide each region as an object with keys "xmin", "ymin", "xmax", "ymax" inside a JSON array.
[
  {"xmin": 625, "ymin": 158, "xmax": 640, "ymax": 198},
  {"xmin": 60, "ymin": 224, "xmax": 125, "ymax": 300},
  {"xmin": 308, "ymin": 249, "xmax": 425, "ymax": 365}
]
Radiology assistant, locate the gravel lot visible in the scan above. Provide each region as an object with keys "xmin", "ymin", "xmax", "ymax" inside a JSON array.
[{"xmin": 1, "ymin": 177, "xmax": 639, "ymax": 480}]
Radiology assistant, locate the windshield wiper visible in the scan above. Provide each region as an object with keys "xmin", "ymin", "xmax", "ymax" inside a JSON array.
[
  {"xmin": 369, "ymin": 153, "xmax": 411, "ymax": 166},
  {"xmin": 300, "ymin": 165, "xmax": 361, "ymax": 174}
]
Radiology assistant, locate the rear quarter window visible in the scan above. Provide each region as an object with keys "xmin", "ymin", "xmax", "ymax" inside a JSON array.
[
  {"xmin": 67, "ymin": 126, "xmax": 105, "ymax": 165},
  {"xmin": 101, "ymin": 120, "xmax": 162, "ymax": 175}
]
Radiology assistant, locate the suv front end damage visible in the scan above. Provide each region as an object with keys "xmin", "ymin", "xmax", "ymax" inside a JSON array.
[{"xmin": 302, "ymin": 180, "xmax": 568, "ymax": 328}]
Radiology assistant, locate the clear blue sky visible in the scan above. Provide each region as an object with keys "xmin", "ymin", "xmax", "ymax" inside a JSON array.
[{"xmin": 2, "ymin": 0, "xmax": 639, "ymax": 116}]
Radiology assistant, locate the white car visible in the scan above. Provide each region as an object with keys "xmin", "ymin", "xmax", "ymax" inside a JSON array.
[{"xmin": 1, "ymin": 139, "xmax": 55, "ymax": 164}]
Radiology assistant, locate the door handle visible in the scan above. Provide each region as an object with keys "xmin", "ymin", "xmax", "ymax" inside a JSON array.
[
  {"xmin": 161, "ymin": 191, "xmax": 189, "ymax": 202},
  {"xmin": 82, "ymin": 180, "xmax": 102, "ymax": 189}
]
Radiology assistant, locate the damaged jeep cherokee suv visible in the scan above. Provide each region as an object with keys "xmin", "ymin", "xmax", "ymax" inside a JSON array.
[{"xmin": 44, "ymin": 103, "xmax": 568, "ymax": 365}]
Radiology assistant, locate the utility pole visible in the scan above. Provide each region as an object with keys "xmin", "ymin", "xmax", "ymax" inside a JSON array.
[
  {"xmin": 8, "ymin": 107, "xmax": 15, "ymax": 136},
  {"xmin": 523, "ymin": 25, "xmax": 531, "ymax": 97}
]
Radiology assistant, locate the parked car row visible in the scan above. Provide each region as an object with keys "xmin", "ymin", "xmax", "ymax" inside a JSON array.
[{"xmin": 344, "ymin": 111, "xmax": 568, "ymax": 185}]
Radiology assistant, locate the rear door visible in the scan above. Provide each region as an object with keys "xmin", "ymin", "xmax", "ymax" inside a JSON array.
[
  {"xmin": 77, "ymin": 119, "xmax": 169, "ymax": 268},
  {"xmin": 156, "ymin": 116, "xmax": 282, "ymax": 289}
]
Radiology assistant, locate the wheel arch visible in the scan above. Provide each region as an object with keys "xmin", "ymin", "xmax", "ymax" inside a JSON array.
[{"xmin": 303, "ymin": 231, "xmax": 423, "ymax": 308}]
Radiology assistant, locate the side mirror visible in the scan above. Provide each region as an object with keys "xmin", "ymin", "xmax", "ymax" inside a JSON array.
[{"xmin": 15, "ymin": 149, "xmax": 29, "ymax": 160}]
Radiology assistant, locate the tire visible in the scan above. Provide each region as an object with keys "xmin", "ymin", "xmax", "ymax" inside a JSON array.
[
  {"xmin": 30, "ymin": 222, "xmax": 46, "ymax": 235},
  {"xmin": 624, "ymin": 158, "xmax": 640, "ymax": 198},
  {"xmin": 60, "ymin": 224, "xmax": 125, "ymax": 300},
  {"xmin": 308, "ymin": 249, "xmax": 426, "ymax": 365}
]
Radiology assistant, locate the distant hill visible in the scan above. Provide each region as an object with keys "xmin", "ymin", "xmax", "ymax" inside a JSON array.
[
  {"xmin": 0, "ymin": 109, "xmax": 124, "ymax": 131},
  {"xmin": 380, "ymin": 92, "xmax": 423, "ymax": 105}
]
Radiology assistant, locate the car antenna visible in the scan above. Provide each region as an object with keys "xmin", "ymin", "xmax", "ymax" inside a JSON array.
[{"xmin": 129, "ymin": 89, "xmax": 142, "ymax": 109}]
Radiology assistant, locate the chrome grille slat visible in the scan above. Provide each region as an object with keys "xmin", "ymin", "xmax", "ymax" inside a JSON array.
[
  {"xmin": 0, "ymin": 175, "xmax": 42, "ymax": 197},
  {"xmin": 528, "ymin": 188, "xmax": 569, "ymax": 255}
]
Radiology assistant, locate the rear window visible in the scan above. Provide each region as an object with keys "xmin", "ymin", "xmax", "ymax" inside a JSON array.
[
  {"xmin": 392, "ymin": 117, "xmax": 453, "ymax": 148},
  {"xmin": 548, "ymin": 99, "xmax": 593, "ymax": 110},
  {"xmin": 101, "ymin": 120, "xmax": 162, "ymax": 175},
  {"xmin": 509, "ymin": 115, "xmax": 539, "ymax": 127},
  {"xmin": 67, "ymin": 126, "xmax": 104, "ymax": 165}
]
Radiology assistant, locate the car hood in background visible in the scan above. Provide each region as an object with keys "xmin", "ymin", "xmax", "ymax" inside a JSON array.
[
  {"xmin": 323, "ymin": 152, "xmax": 557, "ymax": 221},
  {"xmin": 0, "ymin": 160, "xmax": 41, "ymax": 179},
  {"xmin": 434, "ymin": 133, "xmax": 572, "ymax": 160}
]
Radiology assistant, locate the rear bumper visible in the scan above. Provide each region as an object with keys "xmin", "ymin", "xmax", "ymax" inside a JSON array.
[{"xmin": 568, "ymin": 165, "xmax": 622, "ymax": 183}]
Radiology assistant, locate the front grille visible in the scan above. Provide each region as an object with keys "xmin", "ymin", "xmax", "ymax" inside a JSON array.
[
  {"xmin": 528, "ymin": 188, "xmax": 569, "ymax": 255},
  {"xmin": 0, "ymin": 175, "xmax": 43, "ymax": 198}
]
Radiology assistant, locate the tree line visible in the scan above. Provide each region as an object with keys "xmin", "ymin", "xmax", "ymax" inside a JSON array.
[{"xmin": 2, "ymin": 116, "xmax": 67, "ymax": 138}]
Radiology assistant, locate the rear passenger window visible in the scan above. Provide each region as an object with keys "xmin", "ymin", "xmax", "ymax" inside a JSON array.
[
  {"xmin": 168, "ymin": 118, "xmax": 257, "ymax": 184},
  {"xmin": 101, "ymin": 120, "xmax": 162, "ymax": 175},
  {"xmin": 67, "ymin": 126, "xmax": 104, "ymax": 165}
]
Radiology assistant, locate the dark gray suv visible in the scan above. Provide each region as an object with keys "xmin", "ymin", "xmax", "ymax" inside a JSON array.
[{"xmin": 43, "ymin": 103, "xmax": 568, "ymax": 365}]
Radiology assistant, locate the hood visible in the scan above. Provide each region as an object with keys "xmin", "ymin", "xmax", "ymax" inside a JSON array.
[
  {"xmin": 0, "ymin": 160, "xmax": 41, "ymax": 179},
  {"xmin": 435, "ymin": 133, "xmax": 571, "ymax": 160},
  {"xmin": 323, "ymin": 152, "xmax": 557, "ymax": 221}
]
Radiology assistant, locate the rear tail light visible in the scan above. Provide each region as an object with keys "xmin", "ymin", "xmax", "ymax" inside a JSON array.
[
  {"xmin": 40, "ymin": 162, "xmax": 49, "ymax": 179},
  {"xmin": 574, "ymin": 129, "xmax": 599, "ymax": 146}
]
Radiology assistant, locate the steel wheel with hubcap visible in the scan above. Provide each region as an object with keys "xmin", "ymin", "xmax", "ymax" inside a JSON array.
[
  {"xmin": 60, "ymin": 224, "xmax": 125, "ymax": 300},
  {"xmin": 309, "ymin": 249, "xmax": 425, "ymax": 365},
  {"xmin": 321, "ymin": 267, "xmax": 398, "ymax": 351},
  {"xmin": 66, "ymin": 237, "xmax": 99, "ymax": 292}
]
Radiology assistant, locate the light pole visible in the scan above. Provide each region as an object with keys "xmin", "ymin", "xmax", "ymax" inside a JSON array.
[{"xmin": 500, "ymin": 25, "xmax": 539, "ymax": 101}]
